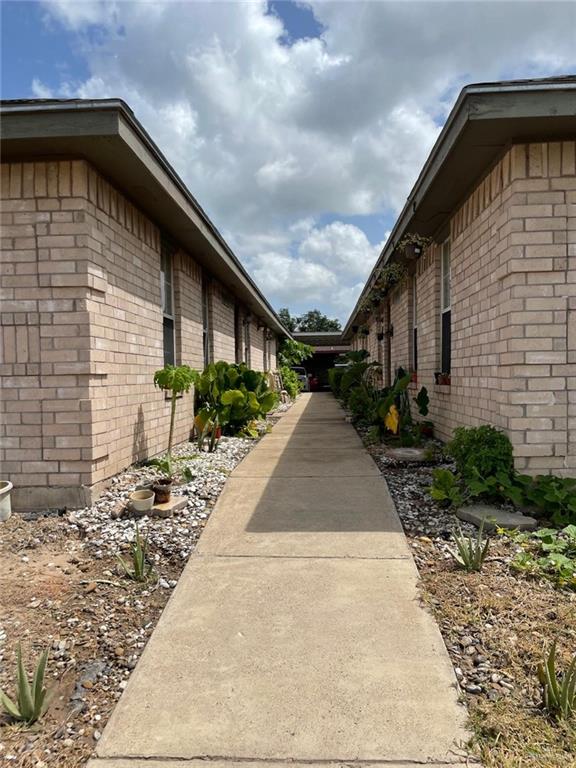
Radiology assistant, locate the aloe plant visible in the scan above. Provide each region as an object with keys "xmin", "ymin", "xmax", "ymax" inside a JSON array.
[
  {"xmin": 538, "ymin": 640, "xmax": 576, "ymax": 720},
  {"xmin": 448, "ymin": 520, "xmax": 490, "ymax": 572},
  {"xmin": 117, "ymin": 523, "xmax": 154, "ymax": 582},
  {"xmin": 0, "ymin": 644, "xmax": 50, "ymax": 724}
]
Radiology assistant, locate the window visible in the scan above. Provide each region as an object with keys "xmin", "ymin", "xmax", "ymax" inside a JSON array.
[
  {"xmin": 412, "ymin": 276, "xmax": 418, "ymax": 372},
  {"xmin": 202, "ymin": 276, "xmax": 212, "ymax": 367},
  {"xmin": 234, "ymin": 304, "xmax": 243, "ymax": 363},
  {"xmin": 440, "ymin": 240, "xmax": 451, "ymax": 374},
  {"xmin": 161, "ymin": 241, "xmax": 175, "ymax": 366},
  {"xmin": 244, "ymin": 316, "xmax": 251, "ymax": 367}
]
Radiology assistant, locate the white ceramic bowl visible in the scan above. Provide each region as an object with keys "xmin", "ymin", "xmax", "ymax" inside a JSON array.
[{"xmin": 0, "ymin": 480, "xmax": 13, "ymax": 522}]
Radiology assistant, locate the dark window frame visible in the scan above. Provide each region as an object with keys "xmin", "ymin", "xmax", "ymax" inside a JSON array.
[
  {"xmin": 440, "ymin": 239, "xmax": 451, "ymax": 375},
  {"xmin": 161, "ymin": 240, "xmax": 176, "ymax": 367}
]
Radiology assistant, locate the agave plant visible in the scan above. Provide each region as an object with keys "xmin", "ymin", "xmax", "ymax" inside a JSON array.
[
  {"xmin": 117, "ymin": 523, "xmax": 154, "ymax": 583},
  {"xmin": 0, "ymin": 644, "xmax": 50, "ymax": 724},
  {"xmin": 538, "ymin": 640, "xmax": 576, "ymax": 720},
  {"xmin": 448, "ymin": 520, "xmax": 490, "ymax": 572}
]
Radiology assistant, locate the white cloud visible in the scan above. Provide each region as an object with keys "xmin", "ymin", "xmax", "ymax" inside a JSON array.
[{"xmin": 37, "ymin": 0, "xmax": 576, "ymax": 320}]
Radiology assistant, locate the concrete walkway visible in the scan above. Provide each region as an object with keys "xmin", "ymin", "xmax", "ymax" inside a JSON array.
[{"xmin": 88, "ymin": 394, "xmax": 470, "ymax": 768}]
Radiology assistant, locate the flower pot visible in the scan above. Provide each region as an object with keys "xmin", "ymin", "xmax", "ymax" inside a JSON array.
[
  {"xmin": 403, "ymin": 243, "xmax": 423, "ymax": 260},
  {"xmin": 153, "ymin": 478, "xmax": 172, "ymax": 504},
  {"xmin": 0, "ymin": 480, "xmax": 13, "ymax": 522},
  {"xmin": 419, "ymin": 421, "xmax": 434, "ymax": 438},
  {"xmin": 129, "ymin": 489, "xmax": 155, "ymax": 513}
]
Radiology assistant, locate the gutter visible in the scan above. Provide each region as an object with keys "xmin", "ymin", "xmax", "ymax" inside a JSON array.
[{"xmin": 0, "ymin": 98, "xmax": 292, "ymax": 340}]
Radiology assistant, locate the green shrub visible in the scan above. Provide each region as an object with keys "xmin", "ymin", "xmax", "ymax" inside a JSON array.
[
  {"xmin": 280, "ymin": 365, "xmax": 302, "ymax": 399},
  {"xmin": 448, "ymin": 425, "xmax": 514, "ymax": 481},
  {"xmin": 328, "ymin": 366, "xmax": 345, "ymax": 397},
  {"xmin": 194, "ymin": 361, "xmax": 278, "ymax": 436}
]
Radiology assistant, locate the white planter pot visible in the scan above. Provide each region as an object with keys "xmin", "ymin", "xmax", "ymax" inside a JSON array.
[
  {"xmin": 0, "ymin": 481, "xmax": 13, "ymax": 522},
  {"xmin": 129, "ymin": 489, "xmax": 155, "ymax": 513}
]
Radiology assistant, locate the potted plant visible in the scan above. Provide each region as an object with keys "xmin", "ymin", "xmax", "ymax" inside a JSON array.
[
  {"xmin": 434, "ymin": 371, "xmax": 451, "ymax": 385},
  {"xmin": 0, "ymin": 480, "xmax": 13, "ymax": 522},
  {"xmin": 396, "ymin": 233, "xmax": 433, "ymax": 261}
]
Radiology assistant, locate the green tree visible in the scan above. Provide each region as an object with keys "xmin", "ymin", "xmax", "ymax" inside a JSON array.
[
  {"xmin": 296, "ymin": 309, "xmax": 341, "ymax": 332},
  {"xmin": 278, "ymin": 307, "xmax": 297, "ymax": 333},
  {"xmin": 278, "ymin": 339, "xmax": 314, "ymax": 367},
  {"xmin": 153, "ymin": 364, "xmax": 197, "ymax": 457}
]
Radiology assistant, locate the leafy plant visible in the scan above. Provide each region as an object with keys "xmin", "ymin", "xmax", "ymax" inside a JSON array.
[
  {"xmin": 538, "ymin": 640, "xmax": 576, "ymax": 720},
  {"xmin": 429, "ymin": 468, "xmax": 465, "ymax": 508},
  {"xmin": 280, "ymin": 365, "xmax": 303, "ymax": 399},
  {"xmin": 147, "ymin": 455, "xmax": 174, "ymax": 478},
  {"xmin": 194, "ymin": 361, "xmax": 278, "ymax": 437},
  {"xmin": 414, "ymin": 386, "xmax": 429, "ymax": 417},
  {"xmin": 522, "ymin": 475, "xmax": 576, "ymax": 527},
  {"xmin": 117, "ymin": 523, "xmax": 154, "ymax": 583},
  {"xmin": 0, "ymin": 645, "xmax": 50, "ymax": 724},
  {"xmin": 377, "ymin": 368, "xmax": 411, "ymax": 433},
  {"xmin": 277, "ymin": 339, "xmax": 313, "ymax": 367},
  {"xmin": 448, "ymin": 425, "xmax": 514, "ymax": 482},
  {"xmin": 448, "ymin": 520, "xmax": 490, "ymax": 572},
  {"xmin": 153, "ymin": 364, "xmax": 197, "ymax": 462},
  {"xmin": 509, "ymin": 525, "xmax": 576, "ymax": 589}
]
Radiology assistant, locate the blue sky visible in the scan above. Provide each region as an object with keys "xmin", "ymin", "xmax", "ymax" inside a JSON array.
[{"xmin": 2, "ymin": 1, "xmax": 575, "ymax": 322}]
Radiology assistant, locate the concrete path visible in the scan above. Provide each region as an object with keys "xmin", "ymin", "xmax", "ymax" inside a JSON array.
[{"xmin": 88, "ymin": 394, "xmax": 470, "ymax": 768}]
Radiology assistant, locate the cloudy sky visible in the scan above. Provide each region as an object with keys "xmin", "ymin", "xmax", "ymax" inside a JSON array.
[{"xmin": 3, "ymin": 1, "xmax": 576, "ymax": 322}]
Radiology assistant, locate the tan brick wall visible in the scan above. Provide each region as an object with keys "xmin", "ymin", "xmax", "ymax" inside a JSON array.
[
  {"xmin": 250, "ymin": 325, "xmax": 265, "ymax": 372},
  {"xmin": 211, "ymin": 282, "xmax": 236, "ymax": 363},
  {"xmin": 1, "ymin": 159, "xmax": 279, "ymax": 508},
  {"xmin": 354, "ymin": 141, "xmax": 575, "ymax": 475}
]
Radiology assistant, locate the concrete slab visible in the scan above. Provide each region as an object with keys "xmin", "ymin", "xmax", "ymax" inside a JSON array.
[
  {"xmin": 457, "ymin": 503, "xmax": 537, "ymax": 531},
  {"xmin": 197, "ymin": 476, "xmax": 411, "ymax": 559},
  {"xmin": 92, "ymin": 393, "xmax": 471, "ymax": 766},
  {"xmin": 96, "ymin": 557, "xmax": 468, "ymax": 763}
]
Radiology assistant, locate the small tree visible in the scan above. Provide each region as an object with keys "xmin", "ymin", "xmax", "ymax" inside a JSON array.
[
  {"xmin": 153, "ymin": 365, "xmax": 197, "ymax": 457},
  {"xmin": 278, "ymin": 338, "xmax": 314, "ymax": 367}
]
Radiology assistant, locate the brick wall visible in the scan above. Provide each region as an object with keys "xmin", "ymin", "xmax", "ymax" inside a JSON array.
[
  {"xmin": 350, "ymin": 141, "xmax": 575, "ymax": 475},
  {"xmin": 211, "ymin": 282, "xmax": 236, "ymax": 363},
  {"xmin": 1, "ymin": 159, "xmax": 280, "ymax": 509}
]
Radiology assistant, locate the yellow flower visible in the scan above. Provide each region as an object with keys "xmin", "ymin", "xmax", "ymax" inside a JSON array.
[{"xmin": 385, "ymin": 404, "xmax": 399, "ymax": 434}]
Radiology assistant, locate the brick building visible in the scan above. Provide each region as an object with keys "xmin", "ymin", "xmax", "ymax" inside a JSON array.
[
  {"xmin": 1, "ymin": 99, "xmax": 287, "ymax": 511},
  {"xmin": 343, "ymin": 77, "xmax": 576, "ymax": 476}
]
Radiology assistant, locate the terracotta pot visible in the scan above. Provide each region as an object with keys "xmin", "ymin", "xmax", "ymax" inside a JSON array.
[{"xmin": 153, "ymin": 478, "xmax": 172, "ymax": 504}]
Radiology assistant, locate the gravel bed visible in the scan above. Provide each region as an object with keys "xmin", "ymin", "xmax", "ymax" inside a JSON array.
[
  {"xmin": 0, "ymin": 402, "xmax": 292, "ymax": 768},
  {"xmin": 355, "ymin": 421, "xmax": 575, "ymax": 766}
]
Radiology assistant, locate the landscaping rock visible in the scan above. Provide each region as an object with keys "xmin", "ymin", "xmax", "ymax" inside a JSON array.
[{"xmin": 456, "ymin": 504, "xmax": 537, "ymax": 531}]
